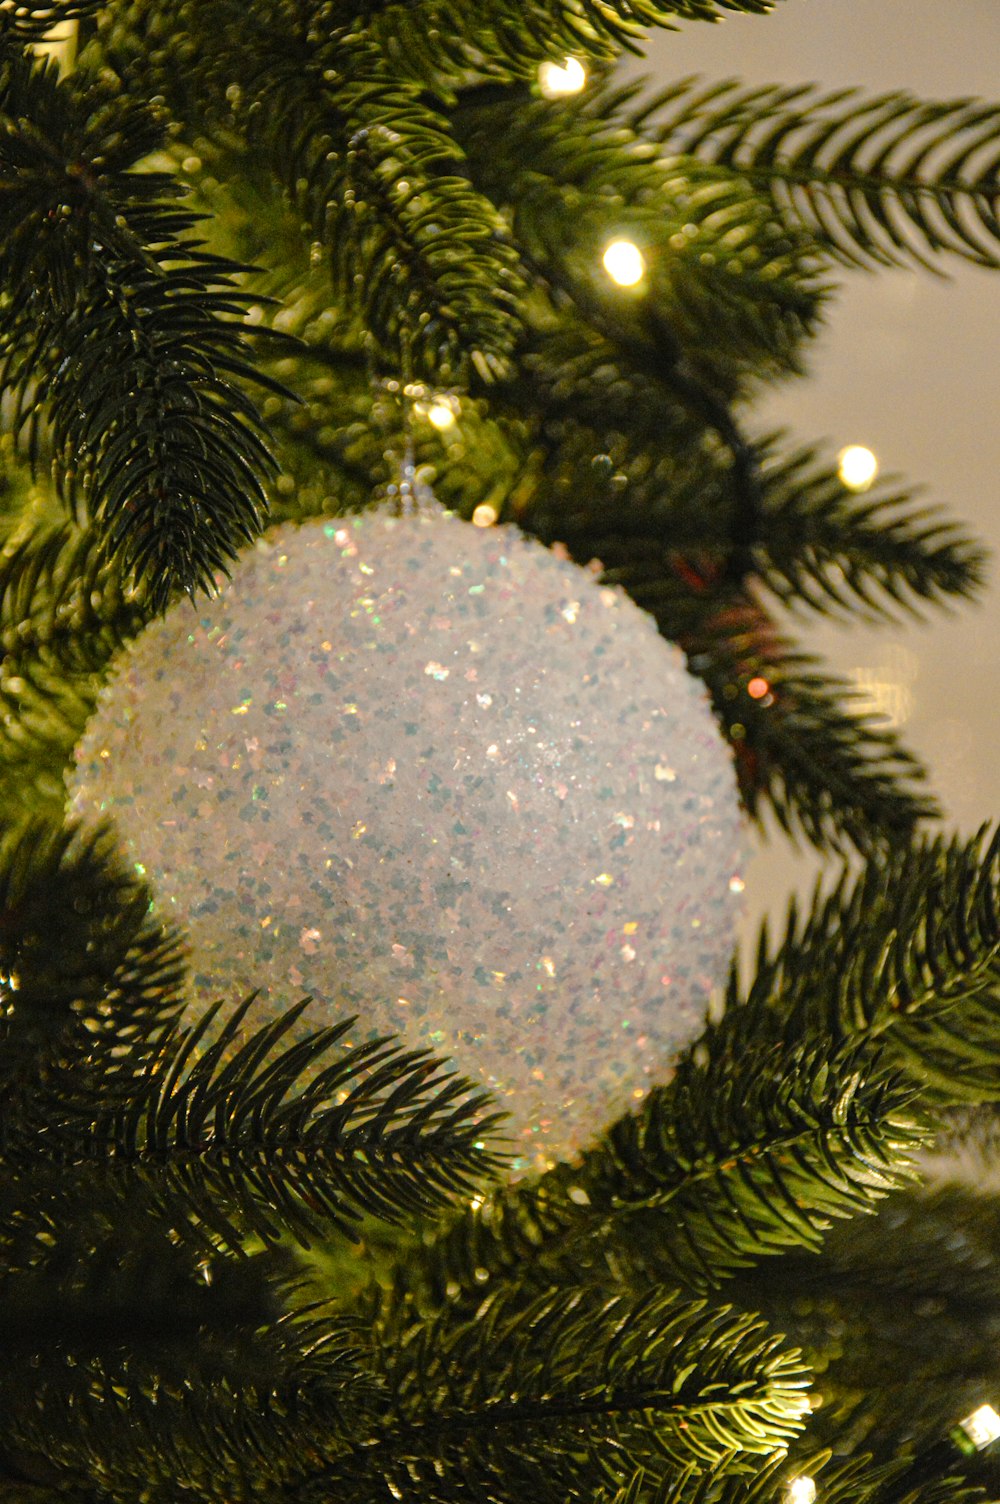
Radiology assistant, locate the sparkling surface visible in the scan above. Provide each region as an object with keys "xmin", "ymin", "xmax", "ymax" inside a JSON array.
[{"xmin": 69, "ymin": 508, "xmax": 743, "ymax": 1172}]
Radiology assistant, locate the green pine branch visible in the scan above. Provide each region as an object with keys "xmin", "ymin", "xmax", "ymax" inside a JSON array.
[
  {"xmin": 0, "ymin": 3, "xmax": 102, "ymax": 41},
  {"xmin": 730, "ymin": 1184, "xmax": 1000, "ymax": 1461},
  {"xmin": 727, "ymin": 825, "xmax": 1000, "ymax": 1102},
  {"xmin": 749, "ymin": 439, "xmax": 987, "ymax": 622},
  {"xmin": 314, "ymin": 1287, "xmax": 810, "ymax": 1503},
  {"xmin": 32, "ymin": 994, "xmax": 504, "ymax": 1251},
  {"xmin": 391, "ymin": 1037, "xmax": 926, "ymax": 1323},
  {"xmin": 494, "ymin": 315, "xmax": 984, "ymax": 621},
  {"xmin": 583, "ymin": 1039, "xmax": 928, "ymax": 1290},
  {"xmin": 643, "ymin": 78, "xmax": 1000, "ymax": 272},
  {"xmin": 0, "ymin": 46, "xmax": 280, "ymax": 608},
  {"xmin": 0, "ymin": 648, "xmax": 99, "ymax": 811},
  {"xmin": 0, "ymin": 1221, "xmax": 281, "ymax": 1362},
  {"xmin": 0, "ymin": 817, "xmax": 186, "ymax": 1131},
  {"xmin": 0, "ymin": 517, "xmax": 149, "ymax": 816},
  {"xmin": 613, "ymin": 1454, "xmax": 986, "ymax": 1504},
  {"xmin": 0, "ymin": 519, "xmax": 146, "ymax": 663},
  {"xmin": 454, "ymin": 80, "xmax": 825, "ymax": 394},
  {"xmin": 0, "ymin": 811, "xmax": 485, "ymax": 1261},
  {"xmin": 705, "ymin": 637, "xmax": 938, "ymax": 852},
  {"xmin": 335, "ymin": 0, "xmax": 784, "ymax": 83},
  {"xmin": 97, "ymin": 7, "xmax": 525, "ymax": 381},
  {"xmin": 0, "ymin": 1270, "xmax": 380, "ymax": 1504}
]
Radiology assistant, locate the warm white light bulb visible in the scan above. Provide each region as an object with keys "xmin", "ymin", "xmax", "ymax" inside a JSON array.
[
  {"xmin": 958, "ymin": 1404, "xmax": 1000, "ymax": 1451},
  {"xmin": 603, "ymin": 240, "xmax": 646, "ymax": 287},
  {"xmin": 837, "ymin": 444, "xmax": 879, "ymax": 491},
  {"xmin": 427, "ymin": 400, "xmax": 457, "ymax": 431},
  {"xmin": 786, "ymin": 1478, "xmax": 817, "ymax": 1504},
  {"xmin": 537, "ymin": 57, "xmax": 587, "ymax": 98},
  {"xmin": 472, "ymin": 503, "xmax": 498, "ymax": 528}
]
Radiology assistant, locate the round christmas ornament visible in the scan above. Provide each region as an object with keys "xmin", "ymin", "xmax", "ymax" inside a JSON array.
[{"xmin": 69, "ymin": 506, "xmax": 744, "ymax": 1172}]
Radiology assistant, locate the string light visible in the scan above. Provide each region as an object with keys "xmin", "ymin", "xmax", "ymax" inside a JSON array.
[
  {"xmin": 952, "ymin": 1403, "xmax": 1000, "ymax": 1454},
  {"xmin": 426, "ymin": 400, "xmax": 457, "ymax": 431},
  {"xmin": 837, "ymin": 444, "xmax": 879, "ymax": 491},
  {"xmin": 785, "ymin": 1478, "xmax": 817, "ymax": 1504},
  {"xmin": 859, "ymin": 1400, "xmax": 1000, "ymax": 1503},
  {"xmin": 413, "ymin": 393, "xmax": 459, "ymax": 431},
  {"xmin": 602, "ymin": 240, "xmax": 646, "ymax": 287},
  {"xmin": 538, "ymin": 57, "xmax": 587, "ymax": 98},
  {"xmin": 472, "ymin": 503, "xmax": 499, "ymax": 528}
]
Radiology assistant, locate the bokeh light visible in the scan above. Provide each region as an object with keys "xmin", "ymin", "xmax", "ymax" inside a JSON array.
[
  {"xmin": 603, "ymin": 240, "xmax": 646, "ymax": 287},
  {"xmin": 958, "ymin": 1404, "xmax": 1000, "ymax": 1451},
  {"xmin": 785, "ymin": 1479, "xmax": 817, "ymax": 1504},
  {"xmin": 426, "ymin": 400, "xmax": 457, "ymax": 431},
  {"xmin": 837, "ymin": 444, "xmax": 879, "ymax": 491},
  {"xmin": 538, "ymin": 56, "xmax": 587, "ymax": 98}
]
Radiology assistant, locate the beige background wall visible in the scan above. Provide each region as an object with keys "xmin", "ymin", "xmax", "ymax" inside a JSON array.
[{"xmin": 621, "ymin": 0, "xmax": 1000, "ymax": 948}]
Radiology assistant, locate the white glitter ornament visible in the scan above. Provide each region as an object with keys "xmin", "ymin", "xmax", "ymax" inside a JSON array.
[{"xmin": 69, "ymin": 507, "xmax": 744, "ymax": 1173}]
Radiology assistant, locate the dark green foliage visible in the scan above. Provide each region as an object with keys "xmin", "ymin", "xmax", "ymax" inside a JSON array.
[
  {"xmin": 0, "ymin": 646, "xmax": 99, "ymax": 810},
  {"xmin": 0, "ymin": 45, "xmax": 279, "ymax": 607},
  {"xmin": 266, "ymin": 3, "xmax": 786, "ymax": 89},
  {"xmin": 584, "ymin": 1039, "xmax": 928, "ymax": 1290},
  {"xmin": 0, "ymin": 519, "xmax": 144, "ymax": 665},
  {"xmin": 454, "ymin": 81, "xmax": 826, "ymax": 394},
  {"xmin": 0, "ymin": 1242, "xmax": 382, "ymax": 1502},
  {"xmin": 0, "ymin": 3, "xmax": 103, "ymax": 42},
  {"xmin": 0, "ymin": 816, "xmax": 503, "ymax": 1252},
  {"xmin": 336, "ymin": 0, "xmax": 559, "ymax": 87},
  {"xmin": 97, "ymin": 4, "xmax": 526, "ymax": 380},
  {"xmin": 608, "ymin": 1454, "xmax": 984, "ymax": 1504},
  {"xmin": 0, "ymin": 514, "xmax": 155, "ymax": 821},
  {"xmin": 748, "ymin": 441, "xmax": 987, "ymax": 622},
  {"xmin": 644, "ymin": 78, "xmax": 1000, "ymax": 272},
  {"xmin": 0, "ymin": 520, "xmax": 146, "ymax": 813},
  {"xmin": 0, "ymin": 809, "xmax": 501, "ymax": 1502},
  {"xmin": 729, "ymin": 1183, "xmax": 1000, "ymax": 1466},
  {"xmin": 690, "ymin": 633, "xmax": 938, "ymax": 852},
  {"xmin": 518, "ymin": 420, "xmax": 985, "ymax": 624},
  {"xmin": 314, "ymin": 1286, "xmax": 810, "ymax": 1503},
  {"xmin": 727, "ymin": 825, "xmax": 1000, "ymax": 1101},
  {"xmin": 78, "ymin": 993, "xmax": 505, "ymax": 1250},
  {"xmin": 383, "ymin": 1039, "xmax": 927, "ymax": 1331},
  {"xmin": 0, "ymin": 817, "xmax": 185, "ymax": 1129},
  {"xmin": 0, "ymin": 3, "xmax": 998, "ymax": 1503}
]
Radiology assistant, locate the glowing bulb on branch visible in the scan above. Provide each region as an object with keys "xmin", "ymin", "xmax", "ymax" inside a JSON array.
[
  {"xmin": 537, "ymin": 57, "xmax": 587, "ymax": 98},
  {"xmin": 837, "ymin": 444, "xmax": 878, "ymax": 491},
  {"xmin": 953, "ymin": 1404, "xmax": 1000, "ymax": 1453},
  {"xmin": 603, "ymin": 239, "xmax": 646, "ymax": 287},
  {"xmin": 785, "ymin": 1479, "xmax": 817, "ymax": 1504},
  {"xmin": 426, "ymin": 400, "xmax": 457, "ymax": 431}
]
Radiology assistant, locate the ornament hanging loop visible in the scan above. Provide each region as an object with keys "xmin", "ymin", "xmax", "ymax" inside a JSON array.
[
  {"xmin": 363, "ymin": 323, "xmax": 435, "ymax": 517},
  {"xmin": 396, "ymin": 319, "xmax": 419, "ymax": 516}
]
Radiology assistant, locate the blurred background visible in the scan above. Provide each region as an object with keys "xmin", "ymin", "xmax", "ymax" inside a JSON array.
[{"xmin": 621, "ymin": 0, "xmax": 1000, "ymax": 945}]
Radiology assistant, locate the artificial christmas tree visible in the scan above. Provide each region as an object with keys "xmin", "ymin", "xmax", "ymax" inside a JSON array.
[{"xmin": 1, "ymin": 4, "xmax": 1000, "ymax": 1504}]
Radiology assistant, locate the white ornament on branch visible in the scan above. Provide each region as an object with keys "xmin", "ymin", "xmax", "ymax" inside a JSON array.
[{"xmin": 69, "ymin": 504, "xmax": 744, "ymax": 1173}]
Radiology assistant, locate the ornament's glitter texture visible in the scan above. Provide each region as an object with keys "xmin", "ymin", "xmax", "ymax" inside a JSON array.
[{"xmin": 69, "ymin": 509, "xmax": 744, "ymax": 1172}]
